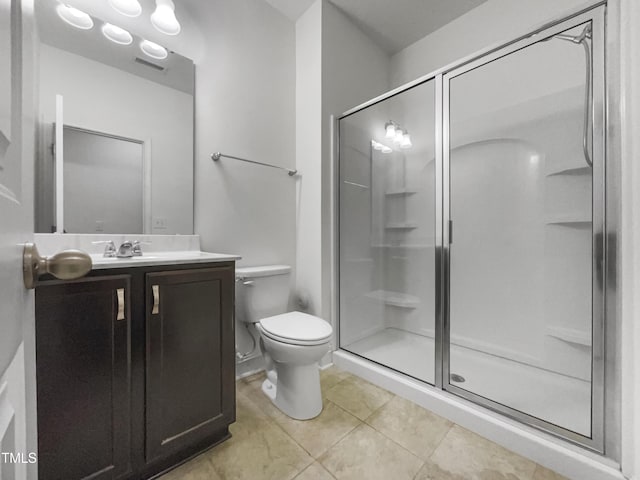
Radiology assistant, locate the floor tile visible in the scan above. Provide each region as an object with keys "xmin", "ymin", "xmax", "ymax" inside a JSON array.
[
  {"xmin": 366, "ymin": 395, "xmax": 452, "ymax": 459},
  {"xmin": 205, "ymin": 393, "xmax": 313, "ymax": 480},
  {"xmin": 320, "ymin": 365, "xmax": 353, "ymax": 393},
  {"xmin": 414, "ymin": 460, "xmax": 470, "ymax": 480},
  {"xmin": 426, "ymin": 425, "xmax": 537, "ymax": 480},
  {"xmin": 532, "ymin": 465, "xmax": 569, "ymax": 480},
  {"xmin": 294, "ymin": 462, "xmax": 336, "ymax": 480},
  {"xmin": 236, "ymin": 372, "xmax": 286, "ymax": 420},
  {"xmin": 236, "ymin": 371, "xmax": 267, "ymax": 398},
  {"xmin": 324, "ymin": 376, "xmax": 393, "ymax": 420},
  {"xmin": 270, "ymin": 400, "xmax": 361, "ymax": 457},
  {"xmin": 158, "ymin": 452, "xmax": 222, "ymax": 480},
  {"xmin": 319, "ymin": 423, "xmax": 423, "ymax": 480}
]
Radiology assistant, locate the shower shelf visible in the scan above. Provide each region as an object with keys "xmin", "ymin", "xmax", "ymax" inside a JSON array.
[
  {"xmin": 385, "ymin": 189, "xmax": 417, "ymax": 196},
  {"xmin": 546, "ymin": 165, "xmax": 592, "ymax": 177},
  {"xmin": 385, "ymin": 223, "xmax": 418, "ymax": 230},
  {"xmin": 546, "ymin": 326, "xmax": 591, "ymax": 347},
  {"xmin": 365, "ymin": 290, "xmax": 420, "ymax": 309},
  {"xmin": 371, "ymin": 243, "xmax": 434, "ymax": 249},
  {"xmin": 546, "ymin": 214, "xmax": 591, "ymax": 225}
]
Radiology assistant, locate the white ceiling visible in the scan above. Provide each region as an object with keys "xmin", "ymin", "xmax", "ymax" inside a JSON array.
[
  {"xmin": 264, "ymin": 0, "xmax": 488, "ymax": 54},
  {"xmin": 264, "ymin": 0, "xmax": 317, "ymax": 22}
]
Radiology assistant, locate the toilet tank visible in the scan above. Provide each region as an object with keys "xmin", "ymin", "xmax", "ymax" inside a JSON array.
[{"xmin": 236, "ymin": 265, "xmax": 291, "ymax": 323}]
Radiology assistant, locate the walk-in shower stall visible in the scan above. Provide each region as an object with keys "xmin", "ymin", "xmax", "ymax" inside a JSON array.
[{"xmin": 336, "ymin": 5, "xmax": 610, "ymax": 453}]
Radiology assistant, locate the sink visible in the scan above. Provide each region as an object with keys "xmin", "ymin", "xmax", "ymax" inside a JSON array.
[
  {"xmin": 89, "ymin": 251, "xmax": 241, "ymax": 269},
  {"xmin": 90, "ymin": 255, "xmax": 161, "ymax": 261}
]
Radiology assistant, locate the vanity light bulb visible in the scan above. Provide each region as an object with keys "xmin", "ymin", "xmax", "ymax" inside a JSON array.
[
  {"xmin": 400, "ymin": 131, "xmax": 412, "ymax": 149},
  {"xmin": 393, "ymin": 129, "xmax": 404, "ymax": 144},
  {"xmin": 381, "ymin": 145, "xmax": 392, "ymax": 154},
  {"xmin": 151, "ymin": 0, "xmax": 182, "ymax": 36},
  {"xmin": 140, "ymin": 39, "xmax": 168, "ymax": 60},
  {"xmin": 102, "ymin": 23, "xmax": 133, "ymax": 45},
  {"xmin": 56, "ymin": 4, "xmax": 94, "ymax": 30},
  {"xmin": 108, "ymin": 0, "xmax": 142, "ymax": 18},
  {"xmin": 385, "ymin": 122, "xmax": 396, "ymax": 139}
]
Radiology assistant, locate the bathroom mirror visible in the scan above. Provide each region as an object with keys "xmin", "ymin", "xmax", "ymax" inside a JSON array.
[{"xmin": 34, "ymin": 0, "xmax": 194, "ymax": 234}]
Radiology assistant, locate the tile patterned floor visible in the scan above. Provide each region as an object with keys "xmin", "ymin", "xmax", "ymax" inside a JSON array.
[{"xmin": 160, "ymin": 367, "xmax": 569, "ymax": 480}]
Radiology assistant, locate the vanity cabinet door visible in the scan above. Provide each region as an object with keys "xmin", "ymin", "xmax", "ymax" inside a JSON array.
[
  {"xmin": 145, "ymin": 266, "xmax": 235, "ymax": 463},
  {"xmin": 36, "ymin": 276, "xmax": 132, "ymax": 480}
]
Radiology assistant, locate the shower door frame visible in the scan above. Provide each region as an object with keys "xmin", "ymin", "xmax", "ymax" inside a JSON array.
[
  {"xmin": 335, "ymin": 1, "xmax": 609, "ymax": 454},
  {"xmin": 441, "ymin": 7, "xmax": 606, "ymax": 452}
]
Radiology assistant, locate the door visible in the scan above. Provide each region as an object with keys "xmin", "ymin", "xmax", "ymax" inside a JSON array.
[
  {"xmin": 0, "ymin": 0, "xmax": 37, "ymax": 479},
  {"xmin": 35, "ymin": 276, "xmax": 132, "ymax": 480},
  {"xmin": 145, "ymin": 266, "xmax": 235, "ymax": 462},
  {"xmin": 338, "ymin": 79, "xmax": 438, "ymax": 385},
  {"xmin": 444, "ymin": 10, "xmax": 605, "ymax": 449}
]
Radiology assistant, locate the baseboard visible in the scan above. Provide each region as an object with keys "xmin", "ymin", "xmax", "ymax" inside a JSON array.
[{"xmin": 235, "ymin": 355, "xmax": 264, "ymax": 380}]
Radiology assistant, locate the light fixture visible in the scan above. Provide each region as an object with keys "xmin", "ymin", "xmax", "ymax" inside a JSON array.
[
  {"xmin": 56, "ymin": 4, "xmax": 94, "ymax": 30},
  {"xmin": 102, "ymin": 23, "xmax": 133, "ymax": 45},
  {"xmin": 381, "ymin": 145, "xmax": 392, "ymax": 154},
  {"xmin": 400, "ymin": 130, "xmax": 412, "ymax": 149},
  {"xmin": 385, "ymin": 121, "xmax": 396, "ymax": 139},
  {"xmin": 393, "ymin": 128, "xmax": 404, "ymax": 144},
  {"xmin": 151, "ymin": 0, "xmax": 181, "ymax": 36},
  {"xmin": 140, "ymin": 39, "xmax": 168, "ymax": 60},
  {"xmin": 108, "ymin": 0, "xmax": 142, "ymax": 17}
]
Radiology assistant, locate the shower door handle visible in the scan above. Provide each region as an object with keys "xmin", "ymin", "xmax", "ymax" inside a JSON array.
[{"xmin": 449, "ymin": 220, "xmax": 453, "ymax": 244}]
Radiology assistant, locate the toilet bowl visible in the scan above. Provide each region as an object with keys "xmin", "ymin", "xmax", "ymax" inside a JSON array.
[{"xmin": 236, "ymin": 266, "xmax": 333, "ymax": 420}]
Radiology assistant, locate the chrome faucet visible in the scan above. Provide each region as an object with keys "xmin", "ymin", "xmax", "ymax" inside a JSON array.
[
  {"xmin": 132, "ymin": 240, "xmax": 145, "ymax": 256},
  {"xmin": 92, "ymin": 240, "xmax": 117, "ymax": 258},
  {"xmin": 117, "ymin": 240, "xmax": 150, "ymax": 258},
  {"xmin": 117, "ymin": 241, "xmax": 134, "ymax": 258}
]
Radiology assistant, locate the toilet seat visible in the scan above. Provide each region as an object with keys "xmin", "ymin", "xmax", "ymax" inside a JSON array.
[{"xmin": 258, "ymin": 311, "xmax": 332, "ymax": 346}]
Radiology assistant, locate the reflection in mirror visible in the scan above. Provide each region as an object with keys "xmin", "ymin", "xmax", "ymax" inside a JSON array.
[
  {"xmin": 64, "ymin": 127, "xmax": 143, "ymax": 234},
  {"xmin": 34, "ymin": 0, "xmax": 194, "ymax": 234}
]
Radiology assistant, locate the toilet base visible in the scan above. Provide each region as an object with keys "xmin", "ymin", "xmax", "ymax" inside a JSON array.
[{"xmin": 261, "ymin": 363, "xmax": 323, "ymax": 420}]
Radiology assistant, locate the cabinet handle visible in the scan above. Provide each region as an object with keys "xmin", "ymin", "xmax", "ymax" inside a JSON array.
[
  {"xmin": 116, "ymin": 288, "xmax": 125, "ymax": 321},
  {"xmin": 152, "ymin": 285, "xmax": 160, "ymax": 314}
]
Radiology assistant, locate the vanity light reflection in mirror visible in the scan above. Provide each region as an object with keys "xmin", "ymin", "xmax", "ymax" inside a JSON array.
[{"xmin": 34, "ymin": 0, "xmax": 195, "ymax": 235}]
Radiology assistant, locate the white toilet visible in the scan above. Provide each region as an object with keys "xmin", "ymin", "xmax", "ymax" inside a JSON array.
[{"xmin": 236, "ymin": 265, "xmax": 333, "ymax": 420}]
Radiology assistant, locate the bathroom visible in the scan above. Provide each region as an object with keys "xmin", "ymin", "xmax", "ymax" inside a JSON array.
[{"xmin": 0, "ymin": 0, "xmax": 639, "ymax": 479}]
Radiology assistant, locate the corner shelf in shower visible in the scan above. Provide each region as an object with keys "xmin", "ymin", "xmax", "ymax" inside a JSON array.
[
  {"xmin": 546, "ymin": 213, "xmax": 592, "ymax": 226},
  {"xmin": 371, "ymin": 243, "xmax": 434, "ymax": 249},
  {"xmin": 365, "ymin": 290, "xmax": 420, "ymax": 309},
  {"xmin": 385, "ymin": 222, "xmax": 418, "ymax": 230},
  {"xmin": 546, "ymin": 165, "xmax": 592, "ymax": 177},
  {"xmin": 546, "ymin": 326, "xmax": 591, "ymax": 347},
  {"xmin": 385, "ymin": 189, "xmax": 417, "ymax": 196}
]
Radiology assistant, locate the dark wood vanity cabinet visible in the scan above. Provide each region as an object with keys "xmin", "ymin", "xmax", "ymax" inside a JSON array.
[
  {"xmin": 36, "ymin": 275, "xmax": 133, "ymax": 480},
  {"xmin": 35, "ymin": 262, "xmax": 236, "ymax": 480},
  {"xmin": 145, "ymin": 268, "xmax": 235, "ymax": 462}
]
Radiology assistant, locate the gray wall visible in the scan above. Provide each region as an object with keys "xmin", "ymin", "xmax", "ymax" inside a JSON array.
[
  {"xmin": 189, "ymin": 0, "xmax": 297, "ymax": 375},
  {"xmin": 190, "ymin": 0, "xmax": 296, "ymax": 269},
  {"xmin": 295, "ymin": 0, "xmax": 390, "ymax": 329}
]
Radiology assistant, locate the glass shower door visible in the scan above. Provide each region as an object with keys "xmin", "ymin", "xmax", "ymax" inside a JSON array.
[
  {"xmin": 445, "ymin": 19, "xmax": 603, "ymax": 443},
  {"xmin": 339, "ymin": 80, "xmax": 437, "ymax": 384}
]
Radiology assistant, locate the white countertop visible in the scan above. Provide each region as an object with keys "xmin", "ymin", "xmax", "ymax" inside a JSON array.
[{"xmin": 90, "ymin": 251, "xmax": 241, "ymax": 269}]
